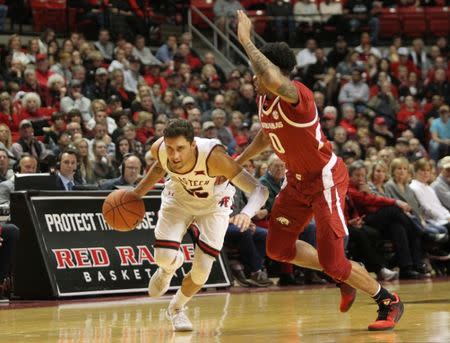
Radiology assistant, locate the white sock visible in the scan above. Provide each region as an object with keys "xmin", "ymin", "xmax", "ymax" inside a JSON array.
[{"xmin": 169, "ymin": 289, "xmax": 192, "ymax": 314}]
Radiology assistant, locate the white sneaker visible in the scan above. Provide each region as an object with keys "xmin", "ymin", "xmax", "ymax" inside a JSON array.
[
  {"xmin": 148, "ymin": 268, "xmax": 174, "ymax": 297},
  {"xmin": 377, "ymin": 267, "xmax": 399, "ymax": 281},
  {"xmin": 166, "ymin": 307, "xmax": 193, "ymax": 332}
]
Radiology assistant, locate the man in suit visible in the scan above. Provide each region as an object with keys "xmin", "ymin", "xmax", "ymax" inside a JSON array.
[
  {"xmin": 56, "ymin": 150, "xmax": 80, "ymax": 191},
  {"xmin": 100, "ymin": 154, "xmax": 142, "ymax": 190}
]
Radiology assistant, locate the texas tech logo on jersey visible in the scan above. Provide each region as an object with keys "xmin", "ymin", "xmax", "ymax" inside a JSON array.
[{"xmin": 218, "ymin": 196, "xmax": 231, "ymax": 208}]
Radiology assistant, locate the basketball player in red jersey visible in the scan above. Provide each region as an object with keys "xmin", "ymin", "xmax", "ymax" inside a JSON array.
[{"xmin": 236, "ymin": 10, "xmax": 403, "ymax": 331}]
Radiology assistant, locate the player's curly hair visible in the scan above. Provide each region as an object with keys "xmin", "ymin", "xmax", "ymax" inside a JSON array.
[
  {"xmin": 260, "ymin": 42, "xmax": 296, "ymax": 76},
  {"xmin": 164, "ymin": 119, "xmax": 195, "ymax": 143}
]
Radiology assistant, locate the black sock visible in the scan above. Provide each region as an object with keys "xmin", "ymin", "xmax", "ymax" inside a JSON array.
[{"xmin": 372, "ymin": 286, "xmax": 395, "ymax": 304}]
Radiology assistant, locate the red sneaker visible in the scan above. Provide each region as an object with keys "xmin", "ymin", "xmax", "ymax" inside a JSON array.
[
  {"xmin": 368, "ymin": 293, "xmax": 404, "ymax": 331},
  {"xmin": 339, "ymin": 283, "xmax": 357, "ymax": 312}
]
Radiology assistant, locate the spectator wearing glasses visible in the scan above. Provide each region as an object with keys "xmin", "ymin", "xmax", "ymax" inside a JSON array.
[{"xmin": 100, "ymin": 153, "xmax": 142, "ymax": 189}]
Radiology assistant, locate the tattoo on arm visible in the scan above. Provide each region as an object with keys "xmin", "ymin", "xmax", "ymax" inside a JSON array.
[
  {"xmin": 276, "ymin": 82, "xmax": 298, "ymax": 102},
  {"xmin": 243, "ymin": 41, "xmax": 275, "ymax": 77}
]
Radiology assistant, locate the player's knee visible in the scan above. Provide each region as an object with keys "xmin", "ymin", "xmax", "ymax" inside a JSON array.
[
  {"xmin": 154, "ymin": 248, "xmax": 180, "ymax": 270},
  {"xmin": 319, "ymin": 254, "xmax": 351, "ymax": 282},
  {"xmin": 266, "ymin": 241, "xmax": 295, "ymax": 262},
  {"xmin": 190, "ymin": 253, "xmax": 214, "ymax": 285}
]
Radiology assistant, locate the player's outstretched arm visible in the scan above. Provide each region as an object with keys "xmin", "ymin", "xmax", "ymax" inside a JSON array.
[
  {"xmin": 235, "ymin": 128, "xmax": 270, "ymax": 166},
  {"xmin": 236, "ymin": 10, "xmax": 299, "ymax": 104},
  {"xmin": 133, "ymin": 138, "xmax": 166, "ymax": 197},
  {"xmin": 208, "ymin": 146, "xmax": 269, "ymax": 231}
]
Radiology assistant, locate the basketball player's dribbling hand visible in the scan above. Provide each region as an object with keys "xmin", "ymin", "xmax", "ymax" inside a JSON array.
[
  {"xmin": 237, "ymin": 10, "xmax": 252, "ymax": 44},
  {"xmin": 230, "ymin": 213, "xmax": 252, "ymax": 232}
]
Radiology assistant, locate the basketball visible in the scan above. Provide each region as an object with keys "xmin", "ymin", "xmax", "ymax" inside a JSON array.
[{"xmin": 102, "ymin": 189, "xmax": 145, "ymax": 232}]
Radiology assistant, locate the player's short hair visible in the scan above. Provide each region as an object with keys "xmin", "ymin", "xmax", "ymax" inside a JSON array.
[
  {"xmin": 164, "ymin": 119, "xmax": 194, "ymax": 143},
  {"xmin": 260, "ymin": 42, "xmax": 296, "ymax": 76}
]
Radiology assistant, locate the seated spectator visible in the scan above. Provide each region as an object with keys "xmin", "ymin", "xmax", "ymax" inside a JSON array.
[
  {"xmin": 368, "ymin": 160, "xmax": 388, "ymax": 196},
  {"xmin": 339, "ymin": 104, "xmax": 357, "ymax": 137},
  {"xmin": 60, "ymin": 79, "xmax": 92, "ymax": 122},
  {"xmin": 345, "ymin": 0, "xmax": 381, "ymax": 45},
  {"xmin": 124, "ymin": 56, "xmax": 144, "ymax": 94},
  {"xmin": 225, "ymin": 188, "xmax": 273, "ymax": 288},
  {"xmin": 410, "ymin": 159, "xmax": 450, "ymax": 228},
  {"xmin": 122, "ymin": 123, "xmax": 144, "ymax": 157},
  {"xmin": 338, "ymin": 68, "xmax": 369, "ymax": 107},
  {"xmin": 408, "ymin": 138, "xmax": 428, "ymax": 162},
  {"xmin": 347, "ymin": 160, "xmax": 426, "ymax": 279},
  {"xmin": 85, "ymin": 67, "xmax": 118, "ymax": 102},
  {"xmin": 429, "ymin": 104, "xmax": 450, "ymax": 161},
  {"xmin": 35, "ymin": 54, "xmax": 54, "ymax": 90},
  {"xmin": 385, "ymin": 157, "xmax": 448, "ymax": 242},
  {"xmin": 46, "ymin": 73, "xmax": 66, "ymax": 110},
  {"xmin": 0, "ymin": 148, "xmax": 13, "ymax": 182},
  {"xmin": 15, "ymin": 92, "xmax": 53, "ymax": 128},
  {"xmin": 110, "ymin": 70, "xmax": 135, "ymax": 109},
  {"xmin": 345, "ymin": 200, "xmax": 399, "ymax": 281},
  {"xmin": 50, "ymin": 52, "xmax": 72, "ymax": 83},
  {"xmin": 396, "ymin": 95, "xmax": 425, "ymax": 139},
  {"xmin": 367, "ymin": 81, "xmax": 400, "ymax": 128},
  {"xmin": 202, "ymin": 121, "xmax": 218, "ymax": 140},
  {"xmin": 132, "ymin": 35, "xmax": 161, "ymax": 66},
  {"xmin": 86, "ymin": 109, "xmax": 117, "ymax": 136},
  {"xmin": 0, "ymin": 154, "xmax": 38, "ymax": 205},
  {"xmin": 0, "ymin": 92, "xmax": 16, "ymax": 130},
  {"xmin": 42, "ymin": 111, "xmax": 66, "ymax": 147},
  {"xmin": 100, "ymin": 153, "xmax": 142, "ymax": 190},
  {"xmin": 425, "ymin": 68, "xmax": 450, "ymax": 105},
  {"xmin": 94, "ymin": 29, "xmax": 115, "ymax": 62},
  {"xmin": 91, "ymin": 139, "xmax": 115, "ymax": 182},
  {"xmin": 0, "ymin": 224, "xmax": 20, "ymax": 303},
  {"xmin": 73, "ymin": 138, "xmax": 96, "ymax": 184},
  {"xmin": 295, "ymin": 39, "xmax": 317, "ymax": 71},
  {"xmin": 135, "ymin": 111, "xmax": 154, "ymax": 145},
  {"xmin": 155, "ymin": 35, "xmax": 177, "ymax": 66},
  {"xmin": 320, "ymin": 0, "xmax": 344, "ymax": 29},
  {"xmin": 11, "ymin": 120, "xmax": 53, "ymax": 162},
  {"xmin": 432, "ymin": 156, "xmax": 450, "ymax": 211},
  {"xmin": 0, "ymin": 124, "xmax": 13, "ymax": 158},
  {"xmin": 212, "ymin": 109, "xmax": 235, "ymax": 154},
  {"xmin": 321, "ymin": 106, "xmax": 338, "ymax": 140},
  {"xmin": 55, "ymin": 150, "xmax": 82, "ymax": 191}
]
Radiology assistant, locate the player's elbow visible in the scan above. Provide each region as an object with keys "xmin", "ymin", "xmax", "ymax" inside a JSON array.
[{"xmin": 260, "ymin": 69, "xmax": 282, "ymax": 93}]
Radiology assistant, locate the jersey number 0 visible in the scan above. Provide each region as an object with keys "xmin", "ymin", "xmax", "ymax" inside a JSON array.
[{"xmin": 268, "ymin": 133, "xmax": 285, "ymax": 154}]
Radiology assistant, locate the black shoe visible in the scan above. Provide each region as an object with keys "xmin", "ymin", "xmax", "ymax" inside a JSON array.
[
  {"xmin": 232, "ymin": 269, "xmax": 252, "ymax": 287},
  {"xmin": 277, "ymin": 273, "xmax": 304, "ymax": 286},
  {"xmin": 304, "ymin": 271, "xmax": 328, "ymax": 285},
  {"xmin": 399, "ymin": 268, "xmax": 422, "ymax": 280},
  {"xmin": 249, "ymin": 270, "xmax": 273, "ymax": 287}
]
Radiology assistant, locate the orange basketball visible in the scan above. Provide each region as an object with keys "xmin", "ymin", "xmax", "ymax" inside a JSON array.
[{"xmin": 102, "ymin": 189, "xmax": 145, "ymax": 232}]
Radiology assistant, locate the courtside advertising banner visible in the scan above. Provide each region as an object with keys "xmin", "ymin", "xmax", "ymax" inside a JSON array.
[{"xmin": 30, "ymin": 195, "xmax": 231, "ymax": 297}]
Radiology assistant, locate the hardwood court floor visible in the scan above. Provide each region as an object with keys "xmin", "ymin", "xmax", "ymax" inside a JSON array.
[{"xmin": 1, "ymin": 280, "xmax": 450, "ymax": 343}]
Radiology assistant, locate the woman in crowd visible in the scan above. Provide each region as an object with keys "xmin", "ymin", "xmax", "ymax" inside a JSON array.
[
  {"xmin": 0, "ymin": 92, "xmax": 16, "ymax": 130},
  {"xmin": 74, "ymin": 138, "xmax": 96, "ymax": 184},
  {"xmin": 368, "ymin": 160, "xmax": 389, "ymax": 196},
  {"xmin": 91, "ymin": 139, "xmax": 115, "ymax": 182},
  {"xmin": 113, "ymin": 136, "xmax": 132, "ymax": 171},
  {"xmin": 110, "ymin": 69, "xmax": 135, "ymax": 109},
  {"xmin": 410, "ymin": 159, "xmax": 450, "ymax": 230},
  {"xmin": 0, "ymin": 124, "xmax": 13, "ymax": 158},
  {"xmin": 385, "ymin": 158, "xmax": 448, "ymax": 242}
]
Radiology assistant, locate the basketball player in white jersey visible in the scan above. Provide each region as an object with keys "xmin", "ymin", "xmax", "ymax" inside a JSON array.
[{"xmin": 133, "ymin": 119, "xmax": 269, "ymax": 331}]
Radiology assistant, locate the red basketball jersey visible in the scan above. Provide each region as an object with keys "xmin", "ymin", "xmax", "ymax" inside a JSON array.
[{"xmin": 258, "ymin": 81, "xmax": 346, "ymax": 193}]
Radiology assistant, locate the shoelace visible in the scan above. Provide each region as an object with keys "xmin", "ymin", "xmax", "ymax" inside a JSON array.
[{"xmin": 376, "ymin": 301, "xmax": 392, "ymax": 320}]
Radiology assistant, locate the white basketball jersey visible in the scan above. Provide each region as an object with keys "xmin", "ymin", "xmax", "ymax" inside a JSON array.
[{"xmin": 157, "ymin": 137, "xmax": 233, "ymax": 209}]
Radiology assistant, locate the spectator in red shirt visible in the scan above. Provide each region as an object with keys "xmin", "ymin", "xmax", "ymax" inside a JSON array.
[
  {"xmin": 347, "ymin": 160, "xmax": 426, "ymax": 279},
  {"xmin": 0, "ymin": 92, "xmax": 17, "ymax": 131},
  {"xmin": 391, "ymin": 47, "xmax": 420, "ymax": 80},
  {"xmin": 35, "ymin": 54, "xmax": 54, "ymax": 90},
  {"xmin": 15, "ymin": 92, "xmax": 53, "ymax": 128},
  {"xmin": 396, "ymin": 95, "xmax": 425, "ymax": 139},
  {"xmin": 135, "ymin": 111, "xmax": 154, "ymax": 145},
  {"xmin": 144, "ymin": 63, "xmax": 168, "ymax": 94},
  {"xmin": 177, "ymin": 43, "xmax": 202, "ymax": 72},
  {"xmin": 339, "ymin": 103, "xmax": 357, "ymax": 137}
]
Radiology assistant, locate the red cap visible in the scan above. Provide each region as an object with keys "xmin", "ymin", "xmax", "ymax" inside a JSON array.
[
  {"xmin": 374, "ymin": 117, "xmax": 386, "ymax": 125},
  {"xmin": 209, "ymin": 75, "xmax": 220, "ymax": 82},
  {"xmin": 36, "ymin": 53, "xmax": 47, "ymax": 61}
]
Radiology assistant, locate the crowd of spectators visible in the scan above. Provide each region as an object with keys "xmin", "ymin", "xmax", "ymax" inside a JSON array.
[{"xmin": 0, "ymin": 0, "xmax": 449, "ymax": 297}]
